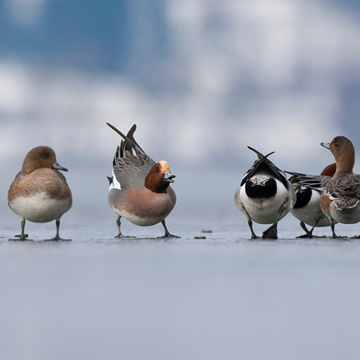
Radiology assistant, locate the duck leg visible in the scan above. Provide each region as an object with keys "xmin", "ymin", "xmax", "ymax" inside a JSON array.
[
  {"xmin": 48, "ymin": 219, "xmax": 71, "ymax": 241},
  {"xmin": 329, "ymin": 218, "xmax": 345, "ymax": 239},
  {"xmin": 114, "ymin": 216, "xmax": 133, "ymax": 238},
  {"xmin": 20, "ymin": 218, "xmax": 26, "ymax": 240},
  {"xmin": 330, "ymin": 219, "xmax": 338, "ymax": 238},
  {"xmin": 247, "ymin": 219, "xmax": 259, "ymax": 239},
  {"xmin": 296, "ymin": 221, "xmax": 312, "ymax": 238},
  {"xmin": 54, "ymin": 219, "xmax": 61, "ymax": 240},
  {"xmin": 301, "ymin": 215, "xmax": 331, "ymax": 239},
  {"xmin": 10, "ymin": 218, "xmax": 31, "ymax": 241},
  {"xmin": 115, "ymin": 215, "xmax": 124, "ymax": 238},
  {"xmin": 262, "ymin": 222, "xmax": 278, "ymax": 239},
  {"xmin": 161, "ymin": 220, "xmax": 180, "ymax": 238}
]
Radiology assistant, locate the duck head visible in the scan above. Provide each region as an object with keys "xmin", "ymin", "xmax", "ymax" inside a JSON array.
[
  {"xmin": 321, "ymin": 136, "xmax": 354, "ymax": 176},
  {"xmin": 22, "ymin": 146, "xmax": 68, "ymax": 174},
  {"xmin": 145, "ymin": 160, "xmax": 175, "ymax": 193}
]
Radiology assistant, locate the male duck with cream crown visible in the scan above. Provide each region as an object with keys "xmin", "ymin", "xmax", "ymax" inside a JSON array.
[
  {"xmin": 106, "ymin": 123, "xmax": 178, "ymax": 238},
  {"xmin": 8, "ymin": 146, "xmax": 72, "ymax": 240},
  {"xmin": 234, "ymin": 146, "xmax": 296, "ymax": 239},
  {"xmin": 320, "ymin": 136, "xmax": 360, "ymax": 238}
]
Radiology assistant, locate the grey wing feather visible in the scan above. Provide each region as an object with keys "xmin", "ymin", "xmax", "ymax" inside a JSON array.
[
  {"xmin": 108, "ymin": 123, "xmax": 156, "ymax": 190},
  {"xmin": 285, "ymin": 171, "xmax": 331, "ymax": 191}
]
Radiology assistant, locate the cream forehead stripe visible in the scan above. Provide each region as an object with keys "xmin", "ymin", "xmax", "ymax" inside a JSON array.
[{"xmin": 158, "ymin": 160, "xmax": 170, "ymax": 172}]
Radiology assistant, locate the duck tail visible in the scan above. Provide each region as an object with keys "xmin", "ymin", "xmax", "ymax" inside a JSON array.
[
  {"xmin": 107, "ymin": 122, "xmax": 145, "ymax": 157},
  {"xmin": 247, "ymin": 146, "xmax": 275, "ymax": 160}
]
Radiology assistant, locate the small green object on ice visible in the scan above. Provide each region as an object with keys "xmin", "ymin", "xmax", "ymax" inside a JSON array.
[
  {"xmin": 15, "ymin": 234, "xmax": 28, "ymax": 238},
  {"xmin": 201, "ymin": 230, "xmax": 212, "ymax": 233},
  {"xmin": 194, "ymin": 236, "xmax": 206, "ymax": 239}
]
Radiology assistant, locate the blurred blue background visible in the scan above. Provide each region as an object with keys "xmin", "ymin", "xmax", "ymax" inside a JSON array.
[
  {"xmin": 2, "ymin": 4, "xmax": 360, "ymax": 360},
  {"xmin": 1, "ymin": 0, "xmax": 360, "ymax": 233}
]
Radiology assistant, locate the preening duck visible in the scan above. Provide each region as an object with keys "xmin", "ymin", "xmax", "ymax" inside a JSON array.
[{"xmin": 107, "ymin": 123, "xmax": 178, "ymax": 238}]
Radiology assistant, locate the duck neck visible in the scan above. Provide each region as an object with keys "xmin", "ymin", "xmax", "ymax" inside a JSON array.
[
  {"xmin": 145, "ymin": 176, "xmax": 170, "ymax": 193},
  {"xmin": 22, "ymin": 161, "xmax": 37, "ymax": 174},
  {"xmin": 333, "ymin": 149, "xmax": 355, "ymax": 178}
]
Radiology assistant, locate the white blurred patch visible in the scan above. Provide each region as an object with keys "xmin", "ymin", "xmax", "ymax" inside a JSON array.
[{"xmin": 6, "ymin": 0, "xmax": 46, "ymax": 27}]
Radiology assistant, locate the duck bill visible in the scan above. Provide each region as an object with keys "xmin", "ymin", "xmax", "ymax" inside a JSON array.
[
  {"xmin": 164, "ymin": 172, "xmax": 175, "ymax": 183},
  {"xmin": 321, "ymin": 142, "xmax": 330, "ymax": 150},
  {"xmin": 52, "ymin": 162, "xmax": 68, "ymax": 172}
]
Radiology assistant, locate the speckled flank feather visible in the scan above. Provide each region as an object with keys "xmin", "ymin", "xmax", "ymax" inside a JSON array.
[
  {"xmin": 325, "ymin": 175, "xmax": 360, "ymax": 200},
  {"xmin": 8, "ymin": 169, "xmax": 71, "ymax": 203}
]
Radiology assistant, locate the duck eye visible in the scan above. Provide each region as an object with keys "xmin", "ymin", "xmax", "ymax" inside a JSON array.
[
  {"xmin": 156, "ymin": 167, "xmax": 160, "ymax": 173},
  {"xmin": 41, "ymin": 153, "xmax": 49, "ymax": 159}
]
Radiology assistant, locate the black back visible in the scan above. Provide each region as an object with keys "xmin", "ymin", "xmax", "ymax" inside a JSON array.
[
  {"xmin": 293, "ymin": 187, "xmax": 312, "ymax": 209},
  {"xmin": 245, "ymin": 178, "xmax": 277, "ymax": 199}
]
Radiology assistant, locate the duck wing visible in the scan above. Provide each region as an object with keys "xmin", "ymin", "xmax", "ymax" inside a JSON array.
[
  {"xmin": 107, "ymin": 123, "xmax": 156, "ymax": 190},
  {"xmin": 326, "ymin": 174, "xmax": 360, "ymax": 199},
  {"xmin": 285, "ymin": 171, "xmax": 332, "ymax": 191}
]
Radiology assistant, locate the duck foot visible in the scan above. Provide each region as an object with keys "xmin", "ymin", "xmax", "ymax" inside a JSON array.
[
  {"xmin": 296, "ymin": 234, "xmax": 327, "ymax": 239},
  {"xmin": 330, "ymin": 235, "xmax": 348, "ymax": 239},
  {"xmin": 161, "ymin": 220, "xmax": 179, "ymax": 238},
  {"xmin": 158, "ymin": 234, "xmax": 181, "ymax": 239},
  {"xmin": 262, "ymin": 223, "xmax": 278, "ymax": 239},
  {"xmin": 9, "ymin": 236, "xmax": 33, "ymax": 241},
  {"xmin": 296, "ymin": 233, "xmax": 312, "ymax": 239},
  {"xmin": 45, "ymin": 237, "xmax": 72, "ymax": 241},
  {"xmin": 247, "ymin": 219, "xmax": 259, "ymax": 239}
]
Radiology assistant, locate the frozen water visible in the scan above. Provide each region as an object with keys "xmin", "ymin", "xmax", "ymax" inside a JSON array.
[
  {"xmin": 1, "ymin": 156, "xmax": 360, "ymax": 360},
  {"xmin": 1, "ymin": 208, "xmax": 360, "ymax": 360}
]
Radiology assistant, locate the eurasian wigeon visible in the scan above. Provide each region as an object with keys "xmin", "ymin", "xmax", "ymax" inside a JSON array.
[
  {"xmin": 106, "ymin": 123, "xmax": 178, "ymax": 238},
  {"xmin": 8, "ymin": 146, "xmax": 72, "ymax": 241},
  {"xmin": 320, "ymin": 136, "xmax": 360, "ymax": 238},
  {"xmin": 234, "ymin": 146, "xmax": 296, "ymax": 239},
  {"xmin": 287, "ymin": 163, "xmax": 336, "ymax": 238}
]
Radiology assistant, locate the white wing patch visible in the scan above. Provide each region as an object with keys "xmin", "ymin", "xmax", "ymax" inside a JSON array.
[{"xmin": 109, "ymin": 168, "xmax": 121, "ymax": 191}]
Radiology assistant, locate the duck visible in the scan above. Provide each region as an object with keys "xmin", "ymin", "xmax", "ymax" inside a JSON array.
[
  {"xmin": 234, "ymin": 146, "xmax": 296, "ymax": 239},
  {"xmin": 320, "ymin": 136, "xmax": 360, "ymax": 238},
  {"xmin": 286, "ymin": 163, "xmax": 336, "ymax": 238},
  {"xmin": 106, "ymin": 123, "xmax": 178, "ymax": 238},
  {"xmin": 8, "ymin": 146, "xmax": 72, "ymax": 241}
]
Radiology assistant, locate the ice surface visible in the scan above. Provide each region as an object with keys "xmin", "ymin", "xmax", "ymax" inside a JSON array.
[
  {"xmin": 1, "ymin": 158, "xmax": 360, "ymax": 360},
  {"xmin": 1, "ymin": 208, "xmax": 360, "ymax": 360}
]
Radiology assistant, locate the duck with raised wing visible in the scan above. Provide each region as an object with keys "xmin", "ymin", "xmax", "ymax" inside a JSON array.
[
  {"xmin": 234, "ymin": 146, "xmax": 296, "ymax": 239},
  {"xmin": 107, "ymin": 123, "xmax": 178, "ymax": 238},
  {"xmin": 287, "ymin": 163, "xmax": 336, "ymax": 238},
  {"xmin": 320, "ymin": 136, "xmax": 360, "ymax": 238},
  {"xmin": 8, "ymin": 146, "xmax": 72, "ymax": 241}
]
